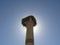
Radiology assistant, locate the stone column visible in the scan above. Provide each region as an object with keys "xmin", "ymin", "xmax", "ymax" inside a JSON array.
[{"xmin": 22, "ymin": 15, "xmax": 36, "ymax": 45}]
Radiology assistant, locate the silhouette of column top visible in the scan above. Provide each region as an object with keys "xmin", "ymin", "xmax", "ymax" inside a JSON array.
[{"xmin": 22, "ymin": 15, "xmax": 36, "ymax": 27}]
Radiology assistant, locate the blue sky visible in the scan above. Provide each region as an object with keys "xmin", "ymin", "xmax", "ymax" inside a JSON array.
[{"xmin": 0, "ymin": 0, "xmax": 60, "ymax": 45}]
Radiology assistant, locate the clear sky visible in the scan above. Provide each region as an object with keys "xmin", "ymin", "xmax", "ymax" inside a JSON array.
[{"xmin": 0, "ymin": 0, "xmax": 60, "ymax": 45}]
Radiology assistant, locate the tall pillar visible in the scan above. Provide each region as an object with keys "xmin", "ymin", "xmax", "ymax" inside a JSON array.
[{"xmin": 22, "ymin": 15, "xmax": 37, "ymax": 45}]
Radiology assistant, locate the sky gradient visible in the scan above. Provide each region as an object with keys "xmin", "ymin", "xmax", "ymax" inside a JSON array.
[{"xmin": 0, "ymin": 0, "xmax": 60, "ymax": 45}]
